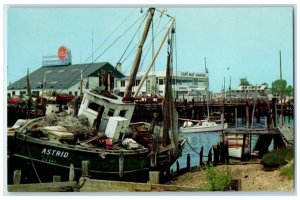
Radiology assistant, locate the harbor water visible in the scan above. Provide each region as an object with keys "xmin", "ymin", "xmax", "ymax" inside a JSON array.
[{"xmin": 172, "ymin": 116, "xmax": 294, "ymax": 171}]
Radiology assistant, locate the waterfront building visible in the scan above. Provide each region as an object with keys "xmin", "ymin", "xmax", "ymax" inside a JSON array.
[
  {"xmin": 7, "ymin": 46, "xmax": 124, "ymax": 99},
  {"xmin": 7, "ymin": 62, "xmax": 124, "ymax": 99},
  {"xmin": 115, "ymin": 70, "xmax": 209, "ymax": 101}
]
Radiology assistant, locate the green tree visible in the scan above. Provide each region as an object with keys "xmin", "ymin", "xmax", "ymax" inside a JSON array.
[
  {"xmin": 239, "ymin": 78, "xmax": 250, "ymax": 86},
  {"xmin": 286, "ymin": 85, "xmax": 293, "ymax": 96},
  {"xmin": 271, "ymin": 79, "xmax": 293, "ymax": 96}
]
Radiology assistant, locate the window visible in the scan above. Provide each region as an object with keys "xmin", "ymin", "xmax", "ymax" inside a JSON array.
[
  {"xmin": 12, "ymin": 91, "xmax": 15, "ymax": 96},
  {"xmin": 156, "ymin": 77, "xmax": 159, "ymax": 84},
  {"xmin": 108, "ymin": 109, "xmax": 115, "ymax": 116},
  {"xmin": 135, "ymin": 80, "xmax": 141, "ymax": 86},
  {"xmin": 88, "ymin": 102, "xmax": 100, "ymax": 112},
  {"xmin": 69, "ymin": 91, "xmax": 72, "ymax": 95},
  {"xmin": 20, "ymin": 91, "xmax": 26, "ymax": 98},
  {"xmin": 119, "ymin": 110, "xmax": 126, "ymax": 117},
  {"xmin": 32, "ymin": 91, "xmax": 40, "ymax": 96},
  {"xmin": 7, "ymin": 93, "xmax": 11, "ymax": 98},
  {"xmin": 74, "ymin": 91, "xmax": 78, "ymax": 96},
  {"xmin": 121, "ymin": 80, "xmax": 125, "ymax": 87},
  {"xmin": 159, "ymin": 78, "xmax": 164, "ymax": 85}
]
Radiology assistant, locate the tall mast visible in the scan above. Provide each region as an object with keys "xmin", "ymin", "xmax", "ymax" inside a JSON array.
[
  {"xmin": 134, "ymin": 19, "xmax": 174, "ymax": 97},
  {"xmin": 124, "ymin": 8, "xmax": 155, "ymax": 98},
  {"xmin": 80, "ymin": 70, "xmax": 83, "ymax": 100},
  {"xmin": 26, "ymin": 68, "xmax": 33, "ymax": 104},
  {"xmin": 205, "ymin": 57, "xmax": 210, "ymax": 121},
  {"xmin": 162, "ymin": 23, "xmax": 178, "ymax": 154}
]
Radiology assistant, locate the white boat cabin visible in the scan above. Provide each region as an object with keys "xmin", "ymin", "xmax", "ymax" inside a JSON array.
[{"xmin": 78, "ymin": 91, "xmax": 135, "ymax": 141}]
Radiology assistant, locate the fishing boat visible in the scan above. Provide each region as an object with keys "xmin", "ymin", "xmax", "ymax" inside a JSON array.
[{"xmin": 8, "ymin": 8, "xmax": 185, "ymax": 184}]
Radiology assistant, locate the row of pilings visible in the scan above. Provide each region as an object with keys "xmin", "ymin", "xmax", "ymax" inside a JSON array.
[{"xmin": 131, "ymin": 97, "xmax": 294, "ymax": 126}]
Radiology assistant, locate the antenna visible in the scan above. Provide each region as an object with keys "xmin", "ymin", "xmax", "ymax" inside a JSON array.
[{"xmin": 92, "ymin": 30, "xmax": 94, "ymax": 63}]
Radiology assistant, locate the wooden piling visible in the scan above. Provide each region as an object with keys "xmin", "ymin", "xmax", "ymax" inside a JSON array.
[
  {"xmin": 149, "ymin": 171, "xmax": 160, "ymax": 184},
  {"xmin": 199, "ymin": 146, "xmax": 203, "ymax": 166},
  {"xmin": 235, "ymin": 108, "xmax": 238, "ymax": 128},
  {"xmin": 246, "ymin": 106, "xmax": 249, "ymax": 129},
  {"xmin": 176, "ymin": 161, "xmax": 180, "ymax": 173},
  {"xmin": 69, "ymin": 164, "xmax": 75, "ymax": 181},
  {"xmin": 208, "ymin": 148, "xmax": 212, "ymax": 164},
  {"xmin": 82, "ymin": 160, "xmax": 90, "ymax": 178},
  {"xmin": 241, "ymin": 134, "xmax": 247, "ymax": 161},
  {"xmin": 186, "ymin": 154, "xmax": 191, "ymax": 171},
  {"xmin": 13, "ymin": 170, "xmax": 21, "ymax": 185},
  {"xmin": 230, "ymin": 179, "xmax": 242, "ymax": 191},
  {"xmin": 213, "ymin": 145, "xmax": 220, "ymax": 165}
]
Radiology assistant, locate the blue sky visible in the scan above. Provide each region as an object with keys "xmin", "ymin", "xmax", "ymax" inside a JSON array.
[{"xmin": 6, "ymin": 6, "xmax": 294, "ymax": 92}]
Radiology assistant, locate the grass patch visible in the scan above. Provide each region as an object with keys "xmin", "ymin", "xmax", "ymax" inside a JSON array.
[
  {"xmin": 203, "ymin": 165, "xmax": 232, "ymax": 191},
  {"xmin": 280, "ymin": 161, "xmax": 294, "ymax": 179},
  {"xmin": 261, "ymin": 147, "xmax": 294, "ymax": 169}
]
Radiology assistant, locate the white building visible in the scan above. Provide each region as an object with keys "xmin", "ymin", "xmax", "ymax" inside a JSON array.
[{"xmin": 115, "ymin": 70, "xmax": 209, "ymax": 101}]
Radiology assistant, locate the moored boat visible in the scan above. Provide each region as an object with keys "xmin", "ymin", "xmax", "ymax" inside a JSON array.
[{"xmin": 179, "ymin": 119, "xmax": 228, "ymax": 133}]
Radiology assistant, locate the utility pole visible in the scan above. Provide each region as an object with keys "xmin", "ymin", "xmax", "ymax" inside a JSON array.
[{"xmin": 279, "ymin": 50, "xmax": 284, "ymax": 126}]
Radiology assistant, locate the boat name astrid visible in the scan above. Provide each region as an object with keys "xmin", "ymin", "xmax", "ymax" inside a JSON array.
[{"xmin": 41, "ymin": 148, "xmax": 69, "ymax": 158}]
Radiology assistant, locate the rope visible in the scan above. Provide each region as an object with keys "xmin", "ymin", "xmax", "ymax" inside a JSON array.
[
  {"xmin": 25, "ymin": 136, "xmax": 42, "ymax": 183},
  {"xmin": 185, "ymin": 139, "xmax": 201, "ymax": 156},
  {"xmin": 78, "ymin": 178, "xmax": 87, "ymax": 189}
]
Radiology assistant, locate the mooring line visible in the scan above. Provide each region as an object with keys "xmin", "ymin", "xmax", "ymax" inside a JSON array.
[{"xmin": 185, "ymin": 139, "xmax": 201, "ymax": 156}]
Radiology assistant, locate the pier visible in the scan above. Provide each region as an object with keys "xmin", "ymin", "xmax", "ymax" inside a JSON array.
[{"xmin": 131, "ymin": 97, "xmax": 294, "ymax": 125}]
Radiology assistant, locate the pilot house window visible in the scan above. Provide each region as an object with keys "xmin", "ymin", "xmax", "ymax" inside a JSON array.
[
  {"xmin": 119, "ymin": 110, "xmax": 126, "ymax": 117},
  {"xmin": 108, "ymin": 109, "xmax": 115, "ymax": 116}
]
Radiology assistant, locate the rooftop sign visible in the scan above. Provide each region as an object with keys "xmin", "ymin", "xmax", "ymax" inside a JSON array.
[
  {"xmin": 42, "ymin": 46, "xmax": 72, "ymax": 66},
  {"xmin": 58, "ymin": 46, "xmax": 68, "ymax": 60}
]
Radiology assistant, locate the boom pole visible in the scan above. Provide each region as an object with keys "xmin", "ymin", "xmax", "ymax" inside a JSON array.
[{"xmin": 124, "ymin": 8, "xmax": 155, "ymax": 98}]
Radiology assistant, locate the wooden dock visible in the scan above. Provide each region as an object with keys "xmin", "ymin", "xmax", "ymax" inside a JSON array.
[{"xmin": 277, "ymin": 126, "xmax": 294, "ymax": 146}]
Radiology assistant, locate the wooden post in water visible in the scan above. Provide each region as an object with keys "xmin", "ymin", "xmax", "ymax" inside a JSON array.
[
  {"xmin": 265, "ymin": 116, "xmax": 268, "ymax": 128},
  {"xmin": 187, "ymin": 154, "xmax": 191, "ymax": 171},
  {"xmin": 176, "ymin": 161, "xmax": 180, "ymax": 174},
  {"xmin": 241, "ymin": 134, "xmax": 247, "ymax": 161},
  {"xmin": 226, "ymin": 142, "xmax": 229, "ymax": 163},
  {"xmin": 13, "ymin": 170, "xmax": 21, "ymax": 185},
  {"xmin": 208, "ymin": 148, "xmax": 212, "ymax": 164},
  {"xmin": 213, "ymin": 145, "xmax": 220, "ymax": 165},
  {"xmin": 199, "ymin": 146, "xmax": 203, "ymax": 166},
  {"xmin": 82, "ymin": 160, "xmax": 90, "ymax": 178},
  {"xmin": 246, "ymin": 106, "xmax": 249, "ymax": 129},
  {"xmin": 235, "ymin": 107, "xmax": 238, "ymax": 128}
]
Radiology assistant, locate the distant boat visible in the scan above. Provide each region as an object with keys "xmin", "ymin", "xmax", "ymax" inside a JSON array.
[
  {"xmin": 226, "ymin": 135, "xmax": 250, "ymax": 159},
  {"xmin": 179, "ymin": 119, "xmax": 228, "ymax": 133}
]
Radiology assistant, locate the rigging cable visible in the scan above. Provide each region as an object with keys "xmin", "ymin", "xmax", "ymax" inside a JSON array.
[
  {"xmin": 115, "ymin": 12, "xmax": 148, "ymax": 67},
  {"xmin": 174, "ymin": 20, "xmax": 178, "ymax": 99},
  {"xmin": 93, "ymin": 12, "xmax": 147, "ymax": 63},
  {"xmin": 53, "ymin": 11, "xmax": 147, "ymax": 96},
  {"xmin": 84, "ymin": 8, "xmax": 138, "ymax": 63}
]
